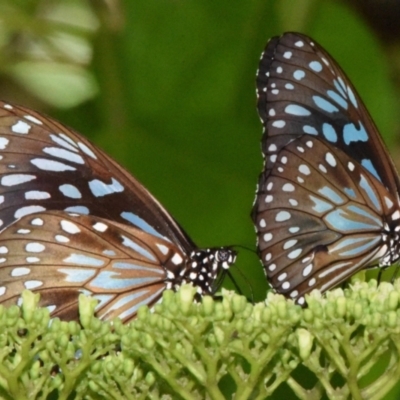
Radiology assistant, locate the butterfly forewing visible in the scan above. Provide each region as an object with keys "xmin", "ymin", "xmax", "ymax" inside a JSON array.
[
  {"xmin": 256, "ymin": 32, "xmax": 400, "ymax": 196},
  {"xmin": 0, "ymin": 103, "xmax": 193, "ymax": 252},
  {"xmin": 253, "ymin": 32, "xmax": 400, "ymax": 304}
]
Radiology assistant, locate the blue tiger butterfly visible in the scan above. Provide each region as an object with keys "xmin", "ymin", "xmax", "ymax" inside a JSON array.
[
  {"xmin": 253, "ymin": 32, "xmax": 399, "ymax": 305},
  {"xmin": 0, "ymin": 102, "xmax": 236, "ymax": 322}
]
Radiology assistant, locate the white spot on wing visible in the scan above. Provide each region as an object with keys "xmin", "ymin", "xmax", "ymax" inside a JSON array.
[
  {"xmin": 265, "ymin": 195, "xmax": 273, "ymax": 203},
  {"xmin": 25, "ymin": 243, "xmax": 45, "ymax": 253},
  {"xmin": 288, "ymin": 249, "xmax": 302, "ymax": 259},
  {"xmin": 282, "ymin": 183, "xmax": 295, "ymax": 192},
  {"xmin": 276, "ymin": 211, "xmax": 291, "ymax": 222},
  {"xmin": 299, "ymin": 165, "xmax": 311, "ymax": 175},
  {"xmin": 24, "ymin": 115, "xmax": 43, "ymax": 125},
  {"xmin": 55, "ymin": 235, "xmax": 69, "ymax": 243},
  {"xmin": 24, "ymin": 280, "xmax": 43, "ymax": 289},
  {"xmin": 171, "ymin": 253, "xmax": 183, "ymax": 265},
  {"xmin": 11, "ymin": 267, "xmax": 30, "ymax": 277},
  {"xmin": 89, "ymin": 178, "xmax": 124, "ymax": 197},
  {"xmin": 156, "ymin": 243, "xmax": 169, "ymax": 255},
  {"xmin": 0, "ymin": 137, "xmax": 9, "ymax": 149},
  {"xmin": 392, "ymin": 210, "xmax": 400, "ymax": 220},
  {"xmin": 47, "ymin": 305, "xmax": 57, "ymax": 313},
  {"xmin": 50, "ymin": 134, "xmax": 79, "ymax": 152},
  {"xmin": 268, "ymin": 264, "xmax": 276, "ymax": 271},
  {"xmin": 277, "ymin": 273, "xmax": 287, "ymax": 281},
  {"xmin": 31, "ymin": 158, "xmax": 76, "ymax": 172},
  {"xmin": 272, "ymin": 120, "xmax": 285, "ymax": 128},
  {"xmin": 43, "ymin": 147, "xmax": 84, "ymax": 164},
  {"xmin": 283, "ymin": 239, "xmax": 297, "ymax": 249},
  {"xmin": 59, "ymin": 184, "xmax": 82, "ymax": 199},
  {"xmin": 303, "ymin": 264, "xmax": 313, "ymax": 276},
  {"xmin": 325, "ymin": 152, "xmax": 337, "ymax": 167},
  {"xmin": 293, "ymin": 70, "xmax": 305, "ymax": 80},
  {"xmin": 25, "ymin": 191, "xmax": 51, "ymax": 200},
  {"xmin": 1, "ymin": 174, "xmax": 36, "ymax": 187},
  {"xmin": 93, "ymin": 222, "xmax": 108, "ymax": 232},
  {"xmin": 59, "ymin": 134, "xmax": 78, "ymax": 147},
  {"xmin": 15, "ymin": 206, "xmax": 46, "ymax": 219},
  {"xmin": 11, "ymin": 121, "xmax": 31, "ymax": 134},
  {"xmin": 78, "ymin": 142, "xmax": 97, "ymax": 159},
  {"xmin": 263, "ymin": 233, "xmax": 273, "ymax": 242},
  {"xmin": 64, "ymin": 206, "xmax": 89, "ymax": 214},
  {"xmin": 17, "ymin": 229, "xmax": 31, "ymax": 234},
  {"xmin": 26, "ymin": 257, "xmax": 40, "ymax": 263},
  {"xmin": 385, "ymin": 197, "xmax": 393, "ymax": 209},
  {"xmin": 61, "ymin": 220, "xmax": 81, "ymax": 234}
]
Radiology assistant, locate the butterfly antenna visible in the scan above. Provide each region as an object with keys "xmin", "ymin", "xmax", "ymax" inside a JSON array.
[
  {"xmin": 229, "ymin": 244, "xmax": 258, "ymax": 303},
  {"xmin": 390, "ymin": 264, "xmax": 400, "ymax": 284}
]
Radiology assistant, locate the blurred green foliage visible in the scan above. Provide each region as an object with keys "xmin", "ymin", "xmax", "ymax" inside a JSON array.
[{"xmin": 0, "ymin": 1, "xmax": 399, "ymax": 397}]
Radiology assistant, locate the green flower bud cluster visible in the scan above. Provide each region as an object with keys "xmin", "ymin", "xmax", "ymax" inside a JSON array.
[{"xmin": 1, "ymin": 281, "xmax": 400, "ymax": 399}]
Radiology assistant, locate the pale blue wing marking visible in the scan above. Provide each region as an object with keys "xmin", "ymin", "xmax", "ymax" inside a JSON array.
[
  {"xmin": 327, "ymin": 90, "xmax": 348, "ymax": 109},
  {"xmin": 359, "ymin": 175, "xmax": 381, "ymax": 212},
  {"xmin": 330, "ymin": 236, "xmax": 381, "ymax": 257},
  {"xmin": 361, "ymin": 159, "xmax": 382, "ymax": 183},
  {"xmin": 58, "ymin": 268, "xmax": 96, "ymax": 283},
  {"xmin": 313, "ymin": 96, "xmax": 339, "ymax": 113},
  {"xmin": 121, "ymin": 211, "xmax": 170, "ymax": 241},
  {"xmin": 325, "ymin": 208, "xmax": 381, "ymax": 232},
  {"xmin": 318, "ymin": 186, "xmax": 345, "ymax": 204},
  {"xmin": 322, "ymin": 123, "xmax": 338, "ymax": 142},
  {"xmin": 343, "ymin": 122, "xmax": 368, "ymax": 144},
  {"xmin": 90, "ymin": 271, "xmax": 161, "ymax": 290},
  {"xmin": 309, "ymin": 195, "xmax": 333, "ymax": 213},
  {"xmin": 120, "ymin": 235, "xmax": 157, "ymax": 261}
]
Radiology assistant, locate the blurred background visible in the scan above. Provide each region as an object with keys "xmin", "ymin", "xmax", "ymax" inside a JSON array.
[
  {"xmin": 1, "ymin": 0, "xmax": 400, "ymax": 398},
  {"xmin": 0, "ymin": 1, "xmax": 399, "ymax": 301}
]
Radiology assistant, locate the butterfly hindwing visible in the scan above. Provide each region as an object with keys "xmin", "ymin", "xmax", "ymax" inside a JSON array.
[{"xmin": 0, "ymin": 210, "xmax": 188, "ymax": 322}]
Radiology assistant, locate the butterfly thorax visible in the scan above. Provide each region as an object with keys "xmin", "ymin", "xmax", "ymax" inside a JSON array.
[
  {"xmin": 378, "ymin": 216, "xmax": 400, "ymax": 267},
  {"xmin": 169, "ymin": 247, "xmax": 236, "ymax": 295}
]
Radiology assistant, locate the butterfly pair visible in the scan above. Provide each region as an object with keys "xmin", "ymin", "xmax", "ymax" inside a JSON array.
[{"xmin": 0, "ymin": 32, "xmax": 395, "ymax": 320}]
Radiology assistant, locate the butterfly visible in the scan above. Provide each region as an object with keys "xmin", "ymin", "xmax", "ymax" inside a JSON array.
[
  {"xmin": 252, "ymin": 32, "xmax": 400, "ymax": 305},
  {"xmin": 0, "ymin": 102, "xmax": 236, "ymax": 322}
]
